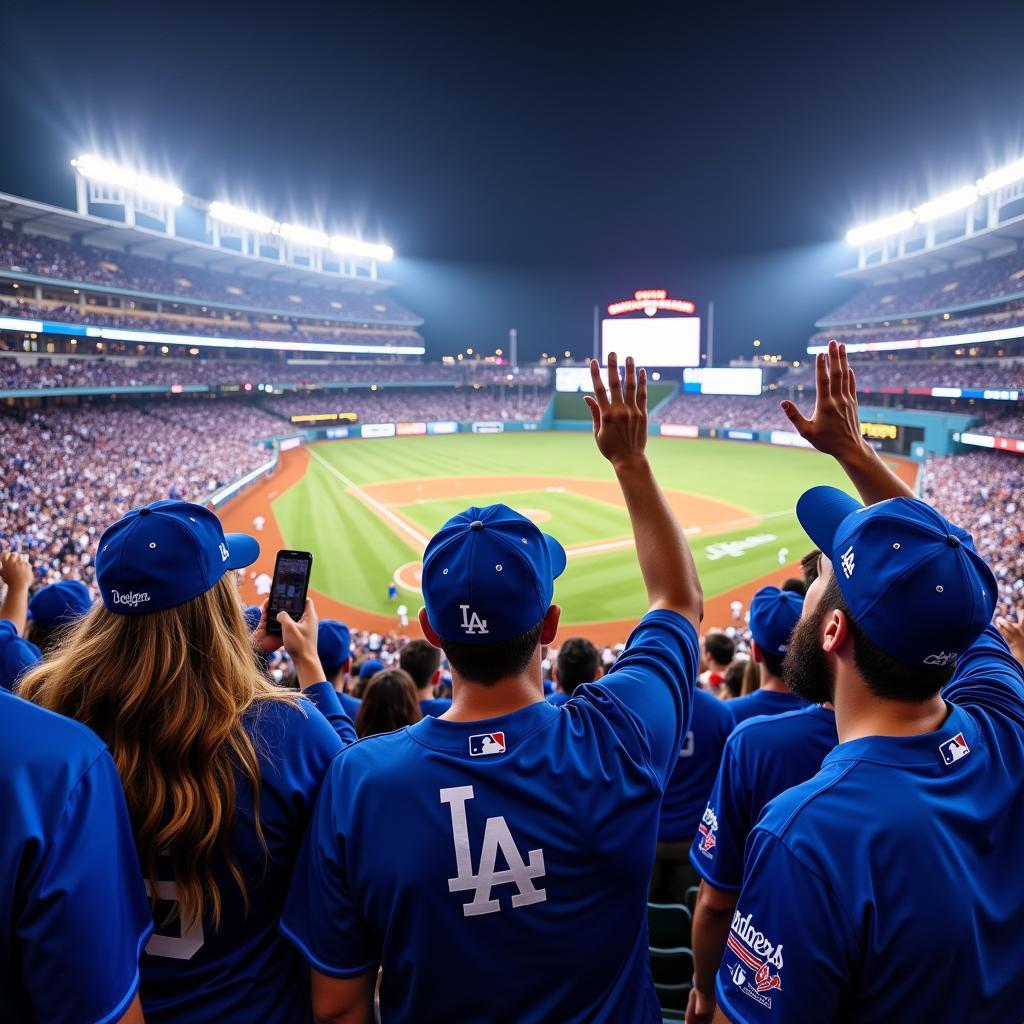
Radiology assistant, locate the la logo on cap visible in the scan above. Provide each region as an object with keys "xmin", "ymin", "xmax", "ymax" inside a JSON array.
[{"xmin": 460, "ymin": 604, "xmax": 489, "ymax": 635}]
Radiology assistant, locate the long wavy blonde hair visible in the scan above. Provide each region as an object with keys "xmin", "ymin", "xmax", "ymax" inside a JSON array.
[{"xmin": 20, "ymin": 575, "xmax": 299, "ymax": 929}]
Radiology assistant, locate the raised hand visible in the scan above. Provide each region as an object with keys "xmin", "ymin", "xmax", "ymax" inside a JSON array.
[
  {"xmin": 583, "ymin": 352, "xmax": 648, "ymax": 469},
  {"xmin": 780, "ymin": 340, "xmax": 865, "ymax": 462},
  {"xmin": 997, "ymin": 616, "xmax": 1024, "ymax": 668},
  {"xmin": 0, "ymin": 551, "xmax": 34, "ymax": 593}
]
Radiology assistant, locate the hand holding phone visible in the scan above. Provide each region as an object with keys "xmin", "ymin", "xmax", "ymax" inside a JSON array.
[{"xmin": 266, "ymin": 550, "xmax": 313, "ymax": 636}]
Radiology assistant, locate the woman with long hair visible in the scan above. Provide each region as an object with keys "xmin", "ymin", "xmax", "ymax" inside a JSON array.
[
  {"xmin": 355, "ymin": 667, "xmax": 423, "ymax": 737},
  {"xmin": 20, "ymin": 500, "xmax": 354, "ymax": 1023}
]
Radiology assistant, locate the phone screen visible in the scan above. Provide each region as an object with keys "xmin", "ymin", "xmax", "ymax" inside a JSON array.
[{"xmin": 267, "ymin": 550, "xmax": 313, "ymax": 634}]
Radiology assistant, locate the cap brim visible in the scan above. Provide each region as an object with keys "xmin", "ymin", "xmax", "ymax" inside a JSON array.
[
  {"xmin": 795, "ymin": 486, "xmax": 863, "ymax": 556},
  {"xmin": 224, "ymin": 533, "xmax": 260, "ymax": 569},
  {"xmin": 544, "ymin": 533, "xmax": 567, "ymax": 579}
]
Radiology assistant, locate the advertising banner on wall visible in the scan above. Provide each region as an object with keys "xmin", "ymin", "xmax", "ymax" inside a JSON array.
[
  {"xmin": 472, "ymin": 421, "xmax": 505, "ymax": 434},
  {"xmin": 427, "ymin": 420, "xmax": 459, "ymax": 435},
  {"xmin": 660, "ymin": 423, "xmax": 700, "ymax": 438},
  {"xmin": 396, "ymin": 422, "xmax": 428, "ymax": 436},
  {"xmin": 361, "ymin": 423, "xmax": 397, "ymax": 439}
]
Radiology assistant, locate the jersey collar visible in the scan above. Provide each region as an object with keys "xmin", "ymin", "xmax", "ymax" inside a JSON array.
[
  {"xmin": 407, "ymin": 699, "xmax": 559, "ymax": 756},
  {"xmin": 822, "ymin": 704, "xmax": 979, "ymax": 769}
]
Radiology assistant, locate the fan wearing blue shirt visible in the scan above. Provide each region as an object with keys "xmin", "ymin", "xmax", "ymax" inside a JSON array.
[
  {"xmin": 399, "ymin": 638, "xmax": 454, "ymax": 716},
  {"xmin": 651, "ymin": 687, "xmax": 734, "ymax": 904},
  {"xmin": 709, "ymin": 341, "xmax": 1024, "ymax": 1024},
  {"xmin": 548, "ymin": 636, "xmax": 603, "ymax": 706},
  {"xmin": 724, "ymin": 587, "xmax": 805, "ymax": 726},
  {"xmin": 19, "ymin": 500, "xmax": 355, "ymax": 1024},
  {"xmin": 318, "ymin": 619, "xmax": 364, "ymax": 718},
  {"xmin": 0, "ymin": 689, "xmax": 153, "ymax": 1024},
  {"xmin": 283, "ymin": 355, "xmax": 703, "ymax": 1023}
]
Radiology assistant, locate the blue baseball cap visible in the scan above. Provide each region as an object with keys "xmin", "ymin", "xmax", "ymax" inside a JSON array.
[
  {"xmin": 96, "ymin": 500, "xmax": 259, "ymax": 615},
  {"xmin": 0, "ymin": 620, "xmax": 42, "ymax": 692},
  {"xmin": 318, "ymin": 621, "xmax": 352, "ymax": 674},
  {"xmin": 358, "ymin": 657, "xmax": 385, "ymax": 679},
  {"xmin": 796, "ymin": 487, "xmax": 997, "ymax": 668},
  {"xmin": 749, "ymin": 585, "xmax": 804, "ymax": 655},
  {"xmin": 28, "ymin": 580, "xmax": 93, "ymax": 629},
  {"xmin": 421, "ymin": 504, "xmax": 566, "ymax": 645}
]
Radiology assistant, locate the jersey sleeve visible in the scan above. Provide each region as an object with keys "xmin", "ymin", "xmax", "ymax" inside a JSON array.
[
  {"xmin": 302, "ymin": 681, "xmax": 358, "ymax": 745},
  {"xmin": 715, "ymin": 829, "xmax": 853, "ymax": 1024},
  {"xmin": 689, "ymin": 739, "xmax": 748, "ymax": 891},
  {"xmin": 586, "ymin": 609, "xmax": 699, "ymax": 787},
  {"xmin": 280, "ymin": 754, "xmax": 378, "ymax": 978},
  {"xmin": 941, "ymin": 625, "xmax": 1024, "ymax": 724},
  {"xmin": 17, "ymin": 749, "xmax": 153, "ymax": 1024}
]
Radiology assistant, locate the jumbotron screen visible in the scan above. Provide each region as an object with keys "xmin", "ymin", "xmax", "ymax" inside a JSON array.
[{"xmin": 601, "ymin": 316, "xmax": 700, "ymax": 367}]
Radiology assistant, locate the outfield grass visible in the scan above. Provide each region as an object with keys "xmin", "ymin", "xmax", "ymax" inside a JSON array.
[{"xmin": 272, "ymin": 433, "xmax": 856, "ymax": 622}]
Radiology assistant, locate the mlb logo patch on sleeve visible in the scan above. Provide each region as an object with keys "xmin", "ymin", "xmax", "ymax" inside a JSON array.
[
  {"xmin": 469, "ymin": 732, "xmax": 506, "ymax": 756},
  {"xmin": 939, "ymin": 733, "xmax": 970, "ymax": 766}
]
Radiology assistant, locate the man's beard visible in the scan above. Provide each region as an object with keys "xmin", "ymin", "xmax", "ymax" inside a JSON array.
[{"xmin": 783, "ymin": 608, "xmax": 835, "ymax": 705}]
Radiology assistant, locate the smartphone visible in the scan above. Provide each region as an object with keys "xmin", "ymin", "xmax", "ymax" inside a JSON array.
[{"xmin": 266, "ymin": 550, "xmax": 313, "ymax": 635}]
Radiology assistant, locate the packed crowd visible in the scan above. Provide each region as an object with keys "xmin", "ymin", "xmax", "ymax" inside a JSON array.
[
  {"xmin": 783, "ymin": 356, "xmax": 1024, "ymax": 391},
  {"xmin": 0, "ymin": 402, "xmax": 277, "ymax": 589},
  {"xmin": 821, "ymin": 249, "xmax": 1024, "ymax": 322},
  {"xmin": 0, "ymin": 354, "xmax": 457, "ymax": 390},
  {"xmin": 0, "ymin": 298, "xmax": 422, "ymax": 349},
  {"xmin": 922, "ymin": 451, "xmax": 1024, "ymax": 617},
  {"xmin": 266, "ymin": 385, "xmax": 552, "ymax": 422},
  {"xmin": 977, "ymin": 410, "xmax": 1024, "ymax": 436},
  {"xmin": 651, "ymin": 393, "xmax": 785, "ymax": 430},
  {"xmin": 807, "ymin": 302, "xmax": 1024, "ymax": 348},
  {"xmin": 0, "ymin": 227, "xmax": 421, "ymax": 322}
]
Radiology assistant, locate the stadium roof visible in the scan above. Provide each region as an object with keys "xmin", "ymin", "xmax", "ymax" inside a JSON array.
[
  {"xmin": 840, "ymin": 209, "xmax": 1024, "ymax": 285},
  {"xmin": 0, "ymin": 192, "xmax": 396, "ymax": 292}
]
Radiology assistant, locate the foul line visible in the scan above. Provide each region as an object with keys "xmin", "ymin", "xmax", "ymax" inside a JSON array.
[{"xmin": 308, "ymin": 448, "xmax": 430, "ymax": 551}]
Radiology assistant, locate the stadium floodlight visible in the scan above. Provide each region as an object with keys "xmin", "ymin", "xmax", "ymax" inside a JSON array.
[
  {"xmin": 277, "ymin": 223, "xmax": 329, "ymax": 248},
  {"xmin": 208, "ymin": 201, "xmax": 275, "ymax": 233},
  {"xmin": 845, "ymin": 210, "xmax": 915, "ymax": 247},
  {"xmin": 977, "ymin": 157, "xmax": 1024, "ymax": 195},
  {"xmin": 329, "ymin": 235, "xmax": 394, "ymax": 261},
  {"xmin": 71, "ymin": 154, "xmax": 183, "ymax": 207},
  {"xmin": 914, "ymin": 185, "xmax": 978, "ymax": 224}
]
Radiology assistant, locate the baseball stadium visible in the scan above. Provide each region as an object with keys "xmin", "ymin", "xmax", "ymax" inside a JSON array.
[{"xmin": 2, "ymin": 128, "xmax": 1024, "ymax": 1023}]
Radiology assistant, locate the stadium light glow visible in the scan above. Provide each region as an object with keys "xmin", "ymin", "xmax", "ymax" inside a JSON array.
[
  {"xmin": 277, "ymin": 223, "xmax": 330, "ymax": 248},
  {"xmin": 914, "ymin": 185, "xmax": 978, "ymax": 224},
  {"xmin": 72, "ymin": 154, "xmax": 183, "ymax": 207},
  {"xmin": 845, "ymin": 210, "xmax": 915, "ymax": 247},
  {"xmin": 208, "ymin": 201, "xmax": 275, "ymax": 233},
  {"xmin": 977, "ymin": 157, "xmax": 1024, "ymax": 195},
  {"xmin": 329, "ymin": 235, "xmax": 394, "ymax": 262}
]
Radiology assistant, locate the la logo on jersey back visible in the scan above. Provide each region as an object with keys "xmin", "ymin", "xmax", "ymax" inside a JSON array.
[{"xmin": 441, "ymin": 785, "xmax": 547, "ymax": 917}]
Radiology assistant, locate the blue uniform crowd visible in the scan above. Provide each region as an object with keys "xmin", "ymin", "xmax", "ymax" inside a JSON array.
[{"xmin": 1, "ymin": 346, "xmax": 1023, "ymax": 1024}]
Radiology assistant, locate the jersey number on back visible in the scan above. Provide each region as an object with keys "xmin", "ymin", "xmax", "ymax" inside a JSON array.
[
  {"xmin": 145, "ymin": 879, "xmax": 205, "ymax": 960},
  {"xmin": 441, "ymin": 785, "xmax": 547, "ymax": 917}
]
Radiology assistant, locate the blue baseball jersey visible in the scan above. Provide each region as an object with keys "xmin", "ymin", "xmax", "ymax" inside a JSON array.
[
  {"xmin": 339, "ymin": 691, "xmax": 362, "ymax": 719},
  {"xmin": 140, "ymin": 684, "xmax": 351, "ymax": 1023},
  {"xmin": 419, "ymin": 696, "xmax": 452, "ymax": 717},
  {"xmin": 658, "ymin": 688, "xmax": 734, "ymax": 843},
  {"xmin": 547, "ymin": 690, "xmax": 571, "ymax": 706},
  {"xmin": 716, "ymin": 626, "xmax": 1024, "ymax": 1022},
  {"xmin": 689, "ymin": 705, "xmax": 836, "ymax": 890},
  {"xmin": 283, "ymin": 610, "xmax": 698, "ymax": 1023},
  {"xmin": 726, "ymin": 688, "xmax": 805, "ymax": 726},
  {"xmin": 0, "ymin": 689, "xmax": 153, "ymax": 1024}
]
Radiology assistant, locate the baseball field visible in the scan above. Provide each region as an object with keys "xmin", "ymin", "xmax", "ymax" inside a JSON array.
[{"xmin": 225, "ymin": 433, "xmax": 917, "ymax": 643}]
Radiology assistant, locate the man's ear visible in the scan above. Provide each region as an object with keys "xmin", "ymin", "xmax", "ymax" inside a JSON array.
[
  {"xmin": 750, "ymin": 638, "xmax": 764, "ymax": 664},
  {"xmin": 419, "ymin": 608, "xmax": 442, "ymax": 649},
  {"xmin": 822, "ymin": 608, "xmax": 851, "ymax": 656},
  {"xmin": 540, "ymin": 604, "xmax": 561, "ymax": 646}
]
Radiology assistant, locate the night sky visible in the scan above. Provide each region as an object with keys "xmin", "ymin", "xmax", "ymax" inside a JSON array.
[{"xmin": 2, "ymin": 0, "xmax": 1024, "ymax": 363}]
